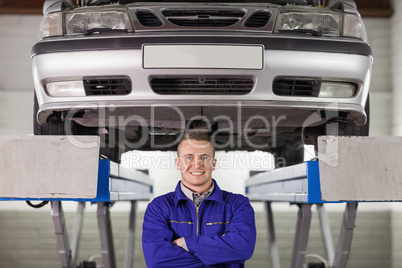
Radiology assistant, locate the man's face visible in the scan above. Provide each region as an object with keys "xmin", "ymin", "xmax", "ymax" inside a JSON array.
[{"xmin": 175, "ymin": 139, "xmax": 216, "ymax": 193}]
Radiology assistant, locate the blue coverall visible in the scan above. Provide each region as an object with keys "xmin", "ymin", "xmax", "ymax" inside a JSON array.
[{"xmin": 142, "ymin": 179, "xmax": 257, "ymax": 267}]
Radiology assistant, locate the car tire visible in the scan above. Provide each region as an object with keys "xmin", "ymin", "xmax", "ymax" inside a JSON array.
[
  {"xmin": 324, "ymin": 95, "xmax": 370, "ymax": 137},
  {"xmin": 274, "ymin": 96, "xmax": 369, "ymax": 168},
  {"xmin": 33, "ymin": 94, "xmax": 122, "ymax": 163},
  {"xmin": 99, "ymin": 128, "xmax": 123, "ymax": 163},
  {"xmin": 33, "ymin": 94, "xmax": 66, "ymax": 135},
  {"xmin": 338, "ymin": 95, "xmax": 370, "ymax": 136}
]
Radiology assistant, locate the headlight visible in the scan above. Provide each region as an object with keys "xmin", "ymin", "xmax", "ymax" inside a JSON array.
[
  {"xmin": 38, "ymin": 9, "xmax": 130, "ymax": 40},
  {"xmin": 65, "ymin": 11, "xmax": 128, "ymax": 35},
  {"xmin": 275, "ymin": 8, "xmax": 367, "ymax": 40},
  {"xmin": 38, "ymin": 12, "xmax": 63, "ymax": 40},
  {"xmin": 275, "ymin": 11, "xmax": 341, "ymax": 36}
]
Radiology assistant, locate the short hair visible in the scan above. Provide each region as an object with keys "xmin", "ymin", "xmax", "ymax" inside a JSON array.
[{"xmin": 177, "ymin": 130, "xmax": 215, "ymax": 156}]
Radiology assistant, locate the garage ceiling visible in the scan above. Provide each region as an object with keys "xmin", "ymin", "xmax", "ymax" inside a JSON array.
[{"xmin": 0, "ymin": 0, "xmax": 393, "ymax": 17}]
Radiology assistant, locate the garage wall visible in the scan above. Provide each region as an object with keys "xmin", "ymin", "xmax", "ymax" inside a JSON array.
[
  {"xmin": 390, "ymin": 2, "xmax": 402, "ymax": 267},
  {"xmin": 365, "ymin": 18, "xmax": 393, "ymax": 137},
  {"xmin": 391, "ymin": 0, "xmax": 402, "ymax": 135},
  {"xmin": 0, "ymin": 15, "xmax": 38, "ymax": 135}
]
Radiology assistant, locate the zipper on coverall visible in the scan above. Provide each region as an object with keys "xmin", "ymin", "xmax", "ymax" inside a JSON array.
[{"xmin": 196, "ymin": 201, "xmax": 203, "ymax": 236}]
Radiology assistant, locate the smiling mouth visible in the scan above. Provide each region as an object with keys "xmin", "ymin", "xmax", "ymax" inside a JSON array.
[{"xmin": 191, "ymin": 172, "xmax": 205, "ymax": 175}]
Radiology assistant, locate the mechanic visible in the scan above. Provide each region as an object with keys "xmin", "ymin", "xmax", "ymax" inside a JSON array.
[{"xmin": 142, "ymin": 130, "xmax": 257, "ymax": 267}]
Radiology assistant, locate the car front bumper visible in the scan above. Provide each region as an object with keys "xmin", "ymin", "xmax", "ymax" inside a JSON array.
[{"xmin": 32, "ymin": 35, "xmax": 372, "ymax": 128}]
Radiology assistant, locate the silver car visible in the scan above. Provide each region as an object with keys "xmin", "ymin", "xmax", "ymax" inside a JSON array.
[{"xmin": 32, "ymin": 0, "xmax": 372, "ymax": 165}]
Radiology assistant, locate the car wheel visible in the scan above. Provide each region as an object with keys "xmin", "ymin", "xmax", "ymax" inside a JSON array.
[
  {"xmin": 33, "ymin": 94, "xmax": 122, "ymax": 163},
  {"xmin": 99, "ymin": 128, "xmax": 123, "ymax": 163},
  {"xmin": 302, "ymin": 95, "xmax": 370, "ymax": 164},
  {"xmin": 338, "ymin": 95, "xmax": 370, "ymax": 136},
  {"xmin": 33, "ymin": 94, "xmax": 66, "ymax": 135},
  {"xmin": 326, "ymin": 95, "xmax": 370, "ymax": 137}
]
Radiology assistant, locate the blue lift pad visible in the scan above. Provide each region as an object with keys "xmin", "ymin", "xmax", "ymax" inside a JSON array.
[{"xmin": 246, "ymin": 161, "xmax": 339, "ymax": 204}]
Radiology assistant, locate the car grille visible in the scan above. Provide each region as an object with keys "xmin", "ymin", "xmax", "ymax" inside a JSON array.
[
  {"xmin": 151, "ymin": 77, "xmax": 254, "ymax": 95},
  {"xmin": 162, "ymin": 10, "xmax": 245, "ymax": 27},
  {"xmin": 136, "ymin": 10, "xmax": 163, "ymax": 27},
  {"xmin": 243, "ymin": 11, "xmax": 271, "ymax": 28},
  {"xmin": 273, "ymin": 79, "xmax": 321, "ymax": 97},
  {"xmin": 83, "ymin": 77, "xmax": 132, "ymax": 96},
  {"xmin": 131, "ymin": 6, "xmax": 276, "ymax": 31}
]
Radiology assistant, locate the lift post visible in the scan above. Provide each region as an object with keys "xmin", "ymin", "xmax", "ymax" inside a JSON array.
[
  {"xmin": 51, "ymin": 201, "xmax": 71, "ymax": 268},
  {"xmin": 265, "ymin": 202, "xmax": 281, "ymax": 268},
  {"xmin": 124, "ymin": 201, "xmax": 138, "ymax": 268},
  {"xmin": 317, "ymin": 203, "xmax": 335, "ymax": 265},
  {"xmin": 333, "ymin": 202, "xmax": 358, "ymax": 268}
]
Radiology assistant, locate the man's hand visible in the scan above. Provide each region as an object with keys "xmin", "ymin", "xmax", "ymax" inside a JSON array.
[
  {"xmin": 173, "ymin": 237, "xmax": 185, "ymax": 248},
  {"xmin": 173, "ymin": 237, "xmax": 189, "ymax": 251}
]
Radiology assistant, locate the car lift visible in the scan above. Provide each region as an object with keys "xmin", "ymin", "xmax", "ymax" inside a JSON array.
[
  {"xmin": 1, "ymin": 135, "xmax": 402, "ymax": 268},
  {"xmin": 0, "ymin": 135, "xmax": 153, "ymax": 268},
  {"xmin": 246, "ymin": 136, "xmax": 402, "ymax": 268}
]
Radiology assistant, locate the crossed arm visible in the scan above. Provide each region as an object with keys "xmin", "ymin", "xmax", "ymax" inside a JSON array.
[
  {"xmin": 142, "ymin": 201, "xmax": 206, "ymax": 268},
  {"xmin": 142, "ymin": 197, "xmax": 256, "ymax": 267}
]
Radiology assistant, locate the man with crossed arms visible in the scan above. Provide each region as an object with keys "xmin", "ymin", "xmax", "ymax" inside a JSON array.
[{"xmin": 142, "ymin": 131, "xmax": 256, "ymax": 267}]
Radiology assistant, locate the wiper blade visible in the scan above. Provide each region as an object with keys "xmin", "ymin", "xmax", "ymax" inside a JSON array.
[
  {"xmin": 279, "ymin": 29, "xmax": 322, "ymax": 37},
  {"xmin": 84, "ymin": 28, "xmax": 127, "ymax": 36}
]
